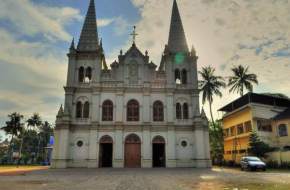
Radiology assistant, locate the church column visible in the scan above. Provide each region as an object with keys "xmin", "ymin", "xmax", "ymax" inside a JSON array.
[
  {"xmin": 92, "ymin": 92, "xmax": 100, "ymax": 122},
  {"xmin": 191, "ymin": 93, "xmax": 200, "ymax": 117},
  {"xmin": 166, "ymin": 93, "xmax": 174, "ymax": 123},
  {"xmin": 143, "ymin": 92, "xmax": 150, "ymax": 123},
  {"xmin": 167, "ymin": 126, "xmax": 177, "ymax": 167},
  {"xmin": 114, "ymin": 127, "xmax": 124, "ymax": 168},
  {"xmin": 88, "ymin": 127, "xmax": 98, "ymax": 168},
  {"xmin": 64, "ymin": 90, "xmax": 74, "ymax": 115},
  {"xmin": 194, "ymin": 124, "xmax": 211, "ymax": 168},
  {"xmin": 52, "ymin": 126, "xmax": 70, "ymax": 168},
  {"xmin": 116, "ymin": 91, "xmax": 124, "ymax": 122},
  {"xmin": 142, "ymin": 126, "xmax": 151, "ymax": 168}
]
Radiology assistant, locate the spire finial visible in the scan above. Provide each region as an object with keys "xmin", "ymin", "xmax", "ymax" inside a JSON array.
[
  {"xmin": 130, "ymin": 26, "xmax": 138, "ymax": 44},
  {"xmin": 77, "ymin": 0, "xmax": 99, "ymax": 51},
  {"xmin": 168, "ymin": 0, "xmax": 189, "ymax": 53}
]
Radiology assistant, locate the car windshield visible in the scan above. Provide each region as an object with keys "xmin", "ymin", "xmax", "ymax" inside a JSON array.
[{"xmin": 247, "ymin": 157, "xmax": 261, "ymax": 161}]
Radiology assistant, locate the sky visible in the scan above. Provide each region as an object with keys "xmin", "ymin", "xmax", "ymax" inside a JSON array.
[{"xmin": 0, "ymin": 0, "xmax": 290, "ymax": 139}]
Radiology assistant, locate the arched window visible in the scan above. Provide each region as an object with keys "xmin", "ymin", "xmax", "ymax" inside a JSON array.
[
  {"xmin": 83, "ymin": 101, "xmax": 90, "ymax": 118},
  {"xmin": 127, "ymin": 100, "xmax": 139, "ymax": 121},
  {"xmin": 102, "ymin": 100, "xmax": 113, "ymax": 121},
  {"xmin": 278, "ymin": 124, "xmax": 288, "ymax": 137},
  {"xmin": 153, "ymin": 101, "xmax": 164, "ymax": 121},
  {"xmin": 181, "ymin": 69, "xmax": 187, "ymax": 84},
  {"xmin": 183, "ymin": 103, "xmax": 189, "ymax": 119},
  {"xmin": 175, "ymin": 69, "xmax": 181, "ymax": 84},
  {"xmin": 78, "ymin": 67, "xmax": 84, "ymax": 83},
  {"xmin": 76, "ymin": 101, "xmax": 82, "ymax": 118},
  {"xmin": 176, "ymin": 103, "xmax": 182, "ymax": 119},
  {"xmin": 85, "ymin": 67, "xmax": 92, "ymax": 82}
]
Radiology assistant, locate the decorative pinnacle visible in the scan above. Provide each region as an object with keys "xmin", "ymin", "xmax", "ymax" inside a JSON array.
[
  {"xmin": 130, "ymin": 26, "xmax": 138, "ymax": 44},
  {"xmin": 70, "ymin": 38, "xmax": 75, "ymax": 50}
]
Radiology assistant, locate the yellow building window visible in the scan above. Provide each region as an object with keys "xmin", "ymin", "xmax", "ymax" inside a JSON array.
[
  {"xmin": 244, "ymin": 121, "xmax": 252, "ymax": 133},
  {"xmin": 237, "ymin": 124, "xmax": 244, "ymax": 135}
]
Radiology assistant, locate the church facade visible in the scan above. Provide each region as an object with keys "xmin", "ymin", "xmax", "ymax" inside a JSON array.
[{"xmin": 51, "ymin": 0, "xmax": 211, "ymax": 168}]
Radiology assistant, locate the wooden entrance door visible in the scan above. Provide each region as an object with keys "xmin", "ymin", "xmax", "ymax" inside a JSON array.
[{"xmin": 125, "ymin": 134, "xmax": 141, "ymax": 168}]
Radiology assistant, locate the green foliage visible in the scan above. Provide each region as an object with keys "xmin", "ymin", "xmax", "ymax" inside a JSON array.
[
  {"xmin": 0, "ymin": 112, "xmax": 54, "ymax": 165},
  {"xmin": 209, "ymin": 121, "xmax": 224, "ymax": 165},
  {"xmin": 1, "ymin": 112, "xmax": 24, "ymax": 137},
  {"xmin": 228, "ymin": 65, "xmax": 258, "ymax": 96},
  {"xmin": 199, "ymin": 66, "xmax": 226, "ymax": 123},
  {"xmin": 1, "ymin": 113, "xmax": 24, "ymax": 163},
  {"xmin": 248, "ymin": 132, "xmax": 274, "ymax": 158},
  {"xmin": 26, "ymin": 113, "xmax": 42, "ymax": 131}
]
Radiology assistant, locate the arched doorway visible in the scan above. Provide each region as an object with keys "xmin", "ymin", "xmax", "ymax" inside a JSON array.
[
  {"xmin": 124, "ymin": 134, "xmax": 141, "ymax": 168},
  {"xmin": 99, "ymin": 135, "xmax": 113, "ymax": 168},
  {"xmin": 152, "ymin": 136, "xmax": 166, "ymax": 167}
]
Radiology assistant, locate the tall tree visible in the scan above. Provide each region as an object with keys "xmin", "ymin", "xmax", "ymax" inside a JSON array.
[
  {"xmin": 38, "ymin": 121, "xmax": 54, "ymax": 161},
  {"xmin": 228, "ymin": 65, "xmax": 258, "ymax": 96},
  {"xmin": 199, "ymin": 66, "xmax": 226, "ymax": 124},
  {"xmin": 26, "ymin": 113, "xmax": 42, "ymax": 131},
  {"xmin": 26, "ymin": 113, "xmax": 42, "ymax": 162},
  {"xmin": 1, "ymin": 112, "xmax": 24, "ymax": 162},
  {"xmin": 248, "ymin": 132, "xmax": 274, "ymax": 158},
  {"xmin": 209, "ymin": 121, "xmax": 224, "ymax": 165}
]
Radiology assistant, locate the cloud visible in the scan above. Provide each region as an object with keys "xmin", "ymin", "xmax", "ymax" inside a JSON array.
[
  {"xmin": 0, "ymin": 0, "xmax": 82, "ymax": 42},
  {"xmin": 127, "ymin": 0, "xmax": 290, "ymax": 118},
  {"xmin": 0, "ymin": 0, "xmax": 81, "ymax": 126},
  {"xmin": 97, "ymin": 18, "xmax": 115, "ymax": 27}
]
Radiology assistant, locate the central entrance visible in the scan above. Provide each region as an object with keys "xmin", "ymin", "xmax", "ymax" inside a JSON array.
[
  {"xmin": 99, "ymin": 135, "xmax": 113, "ymax": 168},
  {"xmin": 125, "ymin": 134, "xmax": 141, "ymax": 168},
  {"xmin": 152, "ymin": 136, "xmax": 166, "ymax": 167}
]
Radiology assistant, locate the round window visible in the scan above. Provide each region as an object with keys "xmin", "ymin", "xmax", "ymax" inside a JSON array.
[
  {"xmin": 77, "ymin": 140, "xmax": 83, "ymax": 147},
  {"xmin": 181, "ymin": 141, "xmax": 187, "ymax": 147}
]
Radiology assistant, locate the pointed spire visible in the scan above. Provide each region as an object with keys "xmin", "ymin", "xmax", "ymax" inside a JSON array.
[
  {"xmin": 70, "ymin": 38, "xmax": 75, "ymax": 51},
  {"xmin": 77, "ymin": 0, "xmax": 99, "ymax": 51},
  {"xmin": 191, "ymin": 45, "xmax": 196, "ymax": 56},
  {"xmin": 168, "ymin": 0, "xmax": 189, "ymax": 53},
  {"xmin": 57, "ymin": 104, "xmax": 64, "ymax": 118}
]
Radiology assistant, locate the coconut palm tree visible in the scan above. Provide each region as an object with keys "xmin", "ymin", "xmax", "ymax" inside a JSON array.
[
  {"xmin": 26, "ymin": 113, "xmax": 42, "ymax": 162},
  {"xmin": 1, "ymin": 112, "xmax": 24, "ymax": 162},
  {"xmin": 228, "ymin": 65, "xmax": 258, "ymax": 96},
  {"xmin": 199, "ymin": 66, "xmax": 226, "ymax": 124},
  {"xmin": 26, "ymin": 113, "xmax": 42, "ymax": 131}
]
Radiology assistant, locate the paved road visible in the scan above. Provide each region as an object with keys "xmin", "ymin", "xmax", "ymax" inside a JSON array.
[{"xmin": 0, "ymin": 167, "xmax": 289, "ymax": 190}]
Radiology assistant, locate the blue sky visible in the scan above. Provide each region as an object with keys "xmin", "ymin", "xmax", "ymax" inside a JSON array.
[{"xmin": 1, "ymin": 0, "xmax": 290, "ymax": 140}]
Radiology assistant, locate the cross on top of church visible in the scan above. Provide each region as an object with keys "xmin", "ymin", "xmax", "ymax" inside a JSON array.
[{"xmin": 130, "ymin": 26, "xmax": 138, "ymax": 44}]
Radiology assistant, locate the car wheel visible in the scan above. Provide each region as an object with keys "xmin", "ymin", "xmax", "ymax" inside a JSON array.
[
  {"xmin": 241, "ymin": 167, "xmax": 243, "ymax": 171},
  {"xmin": 262, "ymin": 168, "xmax": 266, "ymax": 171}
]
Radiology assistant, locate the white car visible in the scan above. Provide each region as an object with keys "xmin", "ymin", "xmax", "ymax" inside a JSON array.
[{"xmin": 240, "ymin": 156, "xmax": 266, "ymax": 171}]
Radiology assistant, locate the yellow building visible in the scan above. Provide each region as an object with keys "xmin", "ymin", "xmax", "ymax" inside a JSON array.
[{"xmin": 219, "ymin": 93, "xmax": 290, "ymax": 164}]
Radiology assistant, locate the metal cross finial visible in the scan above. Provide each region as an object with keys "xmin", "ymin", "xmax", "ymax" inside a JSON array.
[{"xmin": 130, "ymin": 26, "xmax": 138, "ymax": 44}]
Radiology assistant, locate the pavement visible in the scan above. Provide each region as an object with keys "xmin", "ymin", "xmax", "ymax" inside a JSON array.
[{"xmin": 0, "ymin": 167, "xmax": 289, "ymax": 190}]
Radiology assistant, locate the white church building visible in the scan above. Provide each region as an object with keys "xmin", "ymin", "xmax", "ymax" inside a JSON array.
[{"xmin": 52, "ymin": 0, "xmax": 211, "ymax": 168}]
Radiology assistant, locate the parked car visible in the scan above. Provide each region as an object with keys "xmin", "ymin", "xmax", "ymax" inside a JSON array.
[{"xmin": 240, "ymin": 156, "xmax": 266, "ymax": 171}]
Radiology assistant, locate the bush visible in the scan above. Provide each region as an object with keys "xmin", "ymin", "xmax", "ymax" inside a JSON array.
[
  {"xmin": 266, "ymin": 160, "xmax": 279, "ymax": 169},
  {"xmin": 280, "ymin": 162, "xmax": 290, "ymax": 169}
]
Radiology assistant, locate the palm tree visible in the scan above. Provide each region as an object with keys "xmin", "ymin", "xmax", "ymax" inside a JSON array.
[
  {"xmin": 26, "ymin": 113, "xmax": 42, "ymax": 162},
  {"xmin": 1, "ymin": 112, "xmax": 24, "ymax": 162},
  {"xmin": 26, "ymin": 113, "xmax": 42, "ymax": 131},
  {"xmin": 199, "ymin": 66, "xmax": 226, "ymax": 124},
  {"xmin": 228, "ymin": 65, "xmax": 258, "ymax": 96}
]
